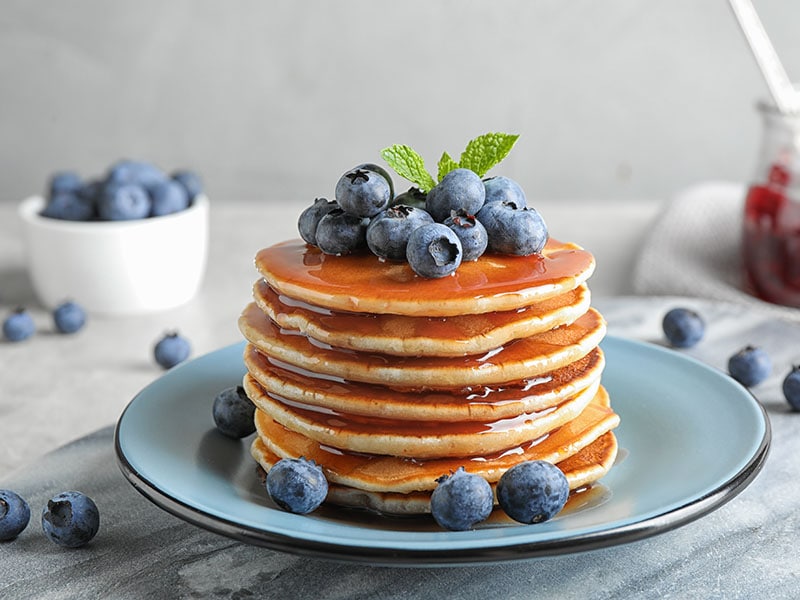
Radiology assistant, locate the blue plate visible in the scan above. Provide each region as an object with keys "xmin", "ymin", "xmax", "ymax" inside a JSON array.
[{"xmin": 115, "ymin": 337, "xmax": 770, "ymax": 565}]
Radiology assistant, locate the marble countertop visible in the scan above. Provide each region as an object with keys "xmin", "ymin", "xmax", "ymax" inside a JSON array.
[{"xmin": 4, "ymin": 198, "xmax": 799, "ymax": 598}]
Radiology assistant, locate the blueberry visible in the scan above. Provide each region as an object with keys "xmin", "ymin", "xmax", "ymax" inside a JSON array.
[
  {"xmin": 391, "ymin": 187, "xmax": 427, "ymax": 210},
  {"xmin": 41, "ymin": 191, "xmax": 95, "ymax": 221},
  {"xmin": 366, "ymin": 204, "xmax": 434, "ymax": 260},
  {"xmin": 662, "ymin": 308, "xmax": 705, "ymax": 348},
  {"xmin": 41, "ymin": 491, "xmax": 99, "ymax": 548},
  {"xmin": 53, "ymin": 301, "xmax": 87, "ymax": 334},
  {"xmin": 298, "ymin": 198, "xmax": 339, "ymax": 246},
  {"xmin": 444, "ymin": 209, "xmax": 488, "ymax": 261},
  {"xmin": 496, "ymin": 460, "xmax": 569, "ymax": 524},
  {"xmin": 426, "ymin": 168, "xmax": 486, "ymax": 223},
  {"xmin": 315, "ymin": 208, "xmax": 368, "ymax": 256},
  {"xmin": 78, "ymin": 179, "xmax": 103, "ymax": 205},
  {"xmin": 783, "ymin": 366, "xmax": 800, "ymax": 411},
  {"xmin": 483, "ymin": 176, "xmax": 527, "ymax": 208},
  {"xmin": 266, "ymin": 457, "xmax": 328, "ymax": 514},
  {"xmin": 3, "ymin": 308, "xmax": 35, "ymax": 342},
  {"xmin": 149, "ymin": 180, "xmax": 190, "ymax": 217},
  {"xmin": 48, "ymin": 171, "xmax": 83, "ymax": 197},
  {"xmin": 728, "ymin": 345, "xmax": 771, "ymax": 387},
  {"xmin": 335, "ymin": 167, "xmax": 391, "ymax": 218},
  {"xmin": 154, "ymin": 331, "xmax": 191, "ymax": 369},
  {"xmin": 354, "ymin": 162, "xmax": 394, "ymax": 201},
  {"xmin": 476, "ymin": 201, "xmax": 548, "ymax": 256},
  {"xmin": 430, "ymin": 467, "xmax": 493, "ymax": 531},
  {"xmin": 212, "ymin": 385, "xmax": 256, "ymax": 438},
  {"xmin": 171, "ymin": 170, "xmax": 204, "ymax": 201},
  {"xmin": 105, "ymin": 160, "xmax": 167, "ymax": 190},
  {"xmin": 97, "ymin": 183, "xmax": 151, "ymax": 221},
  {"xmin": 406, "ymin": 223, "xmax": 463, "ymax": 278},
  {"xmin": 0, "ymin": 490, "xmax": 31, "ymax": 541}
]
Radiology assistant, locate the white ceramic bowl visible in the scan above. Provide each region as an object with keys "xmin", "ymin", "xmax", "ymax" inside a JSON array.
[{"xmin": 19, "ymin": 195, "xmax": 209, "ymax": 315}]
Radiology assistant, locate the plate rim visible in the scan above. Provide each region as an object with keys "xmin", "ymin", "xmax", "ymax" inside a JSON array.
[{"xmin": 114, "ymin": 336, "xmax": 771, "ymax": 566}]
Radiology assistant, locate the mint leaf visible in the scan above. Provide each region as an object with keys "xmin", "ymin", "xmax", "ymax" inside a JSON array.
[
  {"xmin": 437, "ymin": 151, "xmax": 460, "ymax": 181},
  {"xmin": 381, "ymin": 145, "xmax": 436, "ymax": 193},
  {"xmin": 458, "ymin": 132, "xmax": 519, "ymax": 178}
]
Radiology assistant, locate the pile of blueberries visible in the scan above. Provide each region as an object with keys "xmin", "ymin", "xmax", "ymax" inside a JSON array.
[
  {"xmin": 663, "ymin": 307, "xmax": 800, "ymax": 409},
  {"xmin": 41, "ymin": 160, "xmax": 203, "ymax": 222},
  {"xmin": 298, "ymin": 164, "xmax": 548, "ymax": 278}
]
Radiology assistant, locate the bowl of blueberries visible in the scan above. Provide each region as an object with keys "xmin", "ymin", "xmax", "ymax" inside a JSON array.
[{"xmin": 18, "ymin": 160, "xmax": 209, "ymax": 315}]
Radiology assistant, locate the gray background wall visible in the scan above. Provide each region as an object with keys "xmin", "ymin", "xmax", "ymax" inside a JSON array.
[{"xmin": 1, "ymin": 0, "xmax": 797, "ymax": 205}]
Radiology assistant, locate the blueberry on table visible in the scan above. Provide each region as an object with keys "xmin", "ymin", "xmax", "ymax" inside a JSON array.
[
  {"xmin": 212, "ymin": 385, "xmax": 256, "ymax": 438},
  {"xmin": 41, "ymin": 491, "xmax": 99, "ymax": 548},
  {"xmin": 335, "ymin": 167, "xmax": 391, "ymax": 218},
  {"xmin": 425, "ymin": 168, "xmax": 486, "ymax": 222},
  {"xmin": 3, "ymin": 307, "xmax": 35, "ymax": 342},
  {"xmin": 97, "ymin": 183, "xmax": 151, "ymax": 221},
  {"xmin": 266, "ymin": 457, "xmax": 328, "ymax": 514},
  {"xmin": 0, "ymin": 490, "xmax": 31, "ymax": 541},
  {"xmin": 298, "ymin": 198, "xmax": 339, "ymax": 246},
  {"xmin": 366, "ymin": 204, "xmax": 434, "ymax": 260},
  {"xmin": 171, "ymin": 169, "xmax": 204, "ymax": 201},
  {"xmin": 153, "ymin": 331, "xmax": 191, "ymax": 369},
  {"xmin": 444, "ymin": 209, "xmax": 488, "ymax": 261},
  {"xmin": 783, "ymin": 366, "xmax": 800, "ymax": 411},
  {"xmin": 53, "ymin": 300, "xmax": 87, "ymax": 334},
  {"xmin": 430, "ymin": 467, "xmax": 493, "ymax": 531},
  {"xmin": 483, "ymin": 176, "xmax": 527, "ymax": 208},
  {"xmin": 315, "ymin": 209, "xmax": 368, "ymax": 256},
  {"xmin": 728, "ymin": 346, "xmax": 771, "ymax": 387},
  {"xmin": 662, "ymin": 307, "xmax": 705, "ymax": 348},
  {"xmin": 496, "ymin": 460, "xmax": 569, "ymax": 524},
  {"xmin": 41, "ymin": 191, "xmax": 95, "ymax": 221},
  {"xmin": 476, "ymin": 201, "xmax": 548, "ymax": 256},
  {"xmin": 406, "ymin": 223, "xmax": 463, "ymax": 278},
  {"xmin": 149, "ymin": 180, "xmax": 190, "ymax": 217}
]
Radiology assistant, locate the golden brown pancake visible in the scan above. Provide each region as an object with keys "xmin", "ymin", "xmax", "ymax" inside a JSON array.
[
  {"xmin": 255, "ymin": 238, "xmax": 595, "ymax": 317},
  {"xmin": 243, "ymin": 343, "xmax": 605, "ymax": 422},
  {"xmin": 253, "ymin": 278, "xmax": 592, "ymax": 357},
  {"xmin": 239, "ymin": 303, "xmax": 607, "ymax": 388}
]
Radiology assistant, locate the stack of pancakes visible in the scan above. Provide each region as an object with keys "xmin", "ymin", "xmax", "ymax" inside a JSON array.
[{"xmin": 238, "ymin": 238, "xmax": 620, "ymax": 515}]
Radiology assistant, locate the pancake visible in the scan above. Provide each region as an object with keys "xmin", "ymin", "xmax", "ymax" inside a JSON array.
[
  {"xmin": 239, "ymin": 303, "xmax": 607, "ymax": 388},
  {"xmin": 245, "ymin": 374, "xmax": 601, "ymax": 458},
  {"xmin": 243, "ymin": 343, "xmax": 605, "ymax": 422},
  {"xmin": 256, "ymin": 238, "xmax": 595, "ymax": 317},
  {"xmin": 253, "ymin": 278, "xmax": 592, "ymax": 357}
]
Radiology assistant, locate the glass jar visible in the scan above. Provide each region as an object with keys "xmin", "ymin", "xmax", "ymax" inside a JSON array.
[{"xmin": 742, "ymin": 101, "xmax": 800, "ymax": 306}]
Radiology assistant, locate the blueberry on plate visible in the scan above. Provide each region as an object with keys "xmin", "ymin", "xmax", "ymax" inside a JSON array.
[
  {"xmin": 48, "ymin": 171, "xmax": 84, "ymax": 197},
  {"xmin": 366, "ymin": 204, "xmax": 434, "ymax": 260},
  {"xmin": 149, "ymin": 180, "xmax": 190, "ymax": 217},
  {"xmin": 496, "ymin": 460, "xmax": 569, "ymax": 524},
  {"xmin": 430, "ymin": 467, "xmax": 493, "ymax": 531},
  {"xmin": 483, "ymin": 176, "xmax": 527, "ymax": 208},
  {"xmin": 728, "ymin": 345, "xmax": 771, "ymax": 387},
  {"xmin": 662, "ymin": 307, "xmax": 704, "ymax": 348},
  {"xmin": 266, "ymin": 457, "xmax": 328, "ymax": 514},
  {"xmin": 476, "ymin": 201, "xmax": 548, "ymax": 256},
  {"xmin": 425, "ymin": 168, "xmax": 486, "ymax": 222},
  {"xmin": 171, "ymin": 170, "xmax": 204, "ymax": 201},
  {"xmin": 53, "ymin": 300, "xmax": 87, "ymax": 334},
  {"xmin": 335, "ymin": 167, "xmax": 391, "ymax": 218},
  {"xmin": 212, "ymin": 385, "xmax": 256, "ymax": 438},
  {"xmin": 391, "ymin": 187, "xmax": 427, "ymax": 210},
  {"xmin": 315, "ymin": 208, "xmax": 368, "ymax": 256},
  {"xmin": 41, "ymin": 191, "xmax": 95, "ymax": 221},
  {"xmin": 444, "ymin": 209, "xmax": 488, "ymax": 261},
  {"xmin": 783, "ymin": 366, "xmax": 800, "ymax": 411},
  {"xmin": 406, "ymin": 223, "xmax": 463, "ymax": 278},
  {"xmin": 0, "ymin": 490, "xmax": 31, "ymax": 541},
  {"xmin": 3, "ymin": 308, "xmax": 35, "ymax": 342},
  {"xmin": 97, "ymin": 183, "xmax": 151, "ymax": 221},
  {"xmin": 153, "ymin": 331, "xmax": 191, "ymax": 369},
  {"xmin": 298, "ymin": 198, "xmax": 339, "ymax": 246},
  {"xmin": 41, "ymin": 491, "xmax": 100, "ymax": 548}
]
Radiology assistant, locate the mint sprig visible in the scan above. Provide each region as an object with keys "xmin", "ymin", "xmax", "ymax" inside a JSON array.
[{"xmin": 382, "ymin": 132, "xmax": 519, "ymax": 192}]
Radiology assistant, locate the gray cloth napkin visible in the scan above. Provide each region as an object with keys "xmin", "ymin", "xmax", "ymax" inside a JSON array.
[{"xmin": 632, "ymin": 181, "xmax": 800, "ymax": 322}]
